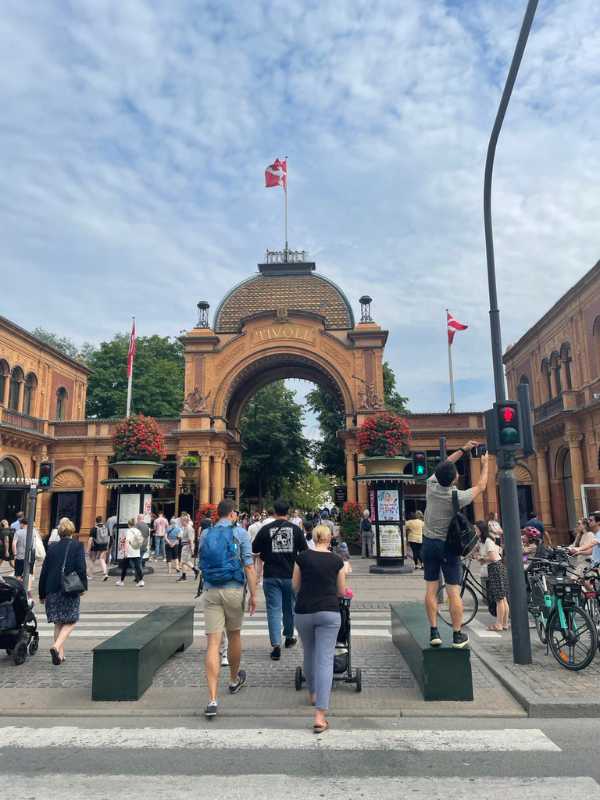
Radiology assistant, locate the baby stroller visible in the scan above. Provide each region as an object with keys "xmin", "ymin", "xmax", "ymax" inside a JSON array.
[
  {"xmin": 0, "ymin": 576, "xmax": 39, "ymax": 665},
  {"xmin": 295, "ymin": 596, "xmax": 362, "ymax": 693}
]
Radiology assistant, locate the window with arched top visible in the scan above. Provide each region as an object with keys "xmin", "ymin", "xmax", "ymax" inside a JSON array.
[
  {"xmin": 541, "ymin": 358, "xmax": 552, "ymax": 401},
  {"xmin": 560, "ymin": 342, "xmax": 572, "ymax": 390},
  {"xmin": 0, "ymin": 360, "xmax": 9, "ymax": 405},
  {"xmin": 23, "ymin": 372, "xmax": 37, "ymax": 416},
  {"xmin": 0, "ymin": 457, "xmax": 19, "ymax": 479},
  {"xmin": 55, "ymin": 387, "xmax": 68, "ymax": 420},
  {"xmin": 550, "ymin": 351, "xmax": 562, "ymax": 395},
  {"xmin": 8, "ymin": 366, "xmax": 24, "ymax": 411}
]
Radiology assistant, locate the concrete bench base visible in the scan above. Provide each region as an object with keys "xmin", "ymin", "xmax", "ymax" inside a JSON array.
[
  {"xmin": 391, "ymin": 602, "xmax": 473, "ymax": 701},
  {"xmin": 92, "ymin": 605, "xmax": 194, "ymax": 701}
]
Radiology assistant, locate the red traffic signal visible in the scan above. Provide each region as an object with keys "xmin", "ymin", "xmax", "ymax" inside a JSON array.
[
  {"xmin": 500, "ymin": 406, "xmax": 517, "ymax": 424},
  {"xmin": 496, "ymin": 401, "xmax": 521, "ymax": 449}
]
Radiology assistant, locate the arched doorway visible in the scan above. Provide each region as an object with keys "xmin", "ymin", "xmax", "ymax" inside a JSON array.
[
  {"xmin": 178, "ymin": 256, "xmax": 388, "ymax": 509},
  {"xmin": 0, "ymin": 456, "xmax": 26, "ymax": 522}
]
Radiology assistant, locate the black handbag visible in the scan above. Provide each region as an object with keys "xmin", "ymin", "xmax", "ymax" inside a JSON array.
[
  {"xmin": 61, "ymin": 540, "xmax": 86, "ymax": 595},
  {"xmin": 446, "ymin": 490, "xmax": 479, "ymax": 557}
]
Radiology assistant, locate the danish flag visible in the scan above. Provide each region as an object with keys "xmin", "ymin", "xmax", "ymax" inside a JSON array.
[
  {"xmin": 447, "ymin": 311, "xmax": 468, "ymax": 345},
  {"xmin": 265, "ymin": 159, "xmax": 287, "ymax": 189},
  {"xmin": 127, "ymin": 318, "xmax": 137, "ymax": 378}
]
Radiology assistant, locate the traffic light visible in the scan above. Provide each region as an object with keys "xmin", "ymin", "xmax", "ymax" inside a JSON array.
[
  {"xmin": 412, "ymin": 451, "xmax": 428, "ymax": 479},
  {"xmin": 38, "ymin": 461, "xmax": 54, "ymax": 489},
  {"xmin": 496, "ymin": 401, "xmax": 522, "ymax": 449}
]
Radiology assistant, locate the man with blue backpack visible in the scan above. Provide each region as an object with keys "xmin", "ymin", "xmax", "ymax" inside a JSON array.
[{"xmin": 199, "ymin": 498, "xmax": 257, "ymax": 719}]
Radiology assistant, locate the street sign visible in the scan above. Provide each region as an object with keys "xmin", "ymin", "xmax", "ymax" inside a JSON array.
[
  {"xmin": 334, "ymin": 486, "xmax": 347, "ymax": 505},
  {"xmin": 223, "ymin": 488, "xmax": 236, "ymax": 501}
]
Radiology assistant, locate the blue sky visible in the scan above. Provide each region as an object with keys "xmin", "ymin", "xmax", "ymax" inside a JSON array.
[{"xmin": 2, "ymin": 0, "xmax": 600, "ymax": 415}]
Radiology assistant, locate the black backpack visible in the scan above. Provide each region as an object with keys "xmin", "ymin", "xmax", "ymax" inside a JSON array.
[{"xmin": 446, "ymin": 490, "xmax": 478, "ymax": 557}]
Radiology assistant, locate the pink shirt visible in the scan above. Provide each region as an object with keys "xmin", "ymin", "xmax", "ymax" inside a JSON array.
[{"xmin": 154, "ymin": 516, "xmax": 168, "ymax": 537}]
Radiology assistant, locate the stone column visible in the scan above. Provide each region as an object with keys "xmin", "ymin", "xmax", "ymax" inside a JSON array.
[
  {"xmin": 81, "ymin": 456, "xmax": 95, "ymax": 537},
  {"xmin": 357, "ymin": 459, "xmax": 368, "ymax": 506},
  {"xmin": 567, "ymin": 430, "xmax": 585, "ymax": 519},
  {"xmin": 211, "ymin": 454, "xmax": 225, "ymax": 505},
  {"xmin": 199, "ymin": 453, "xmax": 210, "ymax": 506},
  {"xmin": 534, "ymin": 448, "xmax": 554, "ymax": 527},
  {"xmin": 96, "ymin": 456, "xmax": 109, "ymax": 520},
  {"xmin": 345, "ymin": 449, "xmax": 357, "ymax": 503},
  {"xmin": 470, "ymin": 457, "xmax": 484, "ymax": 520},
  {"xmin": 229, "ymin": 457, "xmax": 241, "ymax": 503}
]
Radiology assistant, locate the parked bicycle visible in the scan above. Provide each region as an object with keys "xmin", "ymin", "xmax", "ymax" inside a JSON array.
[
  {"xmin": 527, "ymin": 553, "xmax": 597, "ymax": 671},
  {"xmin": 438, "ymin": 557, "xmax": 488, "ymax": 627}
]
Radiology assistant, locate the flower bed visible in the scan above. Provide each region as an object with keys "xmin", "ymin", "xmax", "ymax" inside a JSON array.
[{"xmin": 357, "ymin": 412, "xmax": 411, "ymax": 457}]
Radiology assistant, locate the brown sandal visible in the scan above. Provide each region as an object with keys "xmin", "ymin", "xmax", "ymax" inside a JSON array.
[{"xmin": 313, "ymin": 721, "xmax": 329, "ymax": 734}]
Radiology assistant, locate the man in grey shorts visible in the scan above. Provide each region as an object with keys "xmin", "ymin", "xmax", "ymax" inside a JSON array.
[{"xmin": 199, "ymin": 499, "xmax": 257, "ymax": 719}]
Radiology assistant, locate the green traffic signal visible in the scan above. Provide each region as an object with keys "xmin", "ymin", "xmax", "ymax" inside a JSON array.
[
  {"xmin": 38, "ymin": 461, "xmax": 53, "ymax": 489},
  {"xmin": 412, "ymin": 452, "xmax": 428, "ymax": 479}
]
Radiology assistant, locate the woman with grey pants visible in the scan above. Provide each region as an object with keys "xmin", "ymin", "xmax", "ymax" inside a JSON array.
[{"xmin": 292, "ymin": 524, "xmax": 346, "ymax": 733}]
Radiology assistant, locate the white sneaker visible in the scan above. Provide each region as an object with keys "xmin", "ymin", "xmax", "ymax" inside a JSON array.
[
  {"xmin": 115, "ymin": 580, "xmax": 124, "ymax": 586},
  {"xmin": 221, "ymin": 653, "xmax": 229, "ymax": 667},
  {"xmin": 137, "ymin": 581, "xmax": 145, "ymax": 587}
]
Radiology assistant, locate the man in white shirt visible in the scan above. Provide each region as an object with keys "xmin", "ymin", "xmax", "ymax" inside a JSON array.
[
  {"xmin": 290, "ymin": 510, "xmax": 304, "ymax": 528},
  {"xmin": 247, "ymin": 512, "xmax": 264, "ymax": 582}
]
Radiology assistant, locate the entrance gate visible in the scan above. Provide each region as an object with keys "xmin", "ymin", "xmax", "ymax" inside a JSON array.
[{"xmin": 177, "ymin": 255, "xmax": 389, "ymax": 508}]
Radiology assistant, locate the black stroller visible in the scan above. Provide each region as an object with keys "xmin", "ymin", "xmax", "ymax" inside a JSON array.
[
  {"xmin": 295, "ymin": 596, "xmax": 362, "ymax": 693},
  {"xmin": 0, "ymin": 576, "xmax": 39, "ymax": 665}
]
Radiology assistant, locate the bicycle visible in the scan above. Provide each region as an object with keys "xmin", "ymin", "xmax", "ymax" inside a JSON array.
[
  {"xmin": 527, "ymin": 556, "xmax": 597, "ymax": 671},
  {"xmin": 438, "ymin": 557, "xmax": 488, "ymax": 627}
]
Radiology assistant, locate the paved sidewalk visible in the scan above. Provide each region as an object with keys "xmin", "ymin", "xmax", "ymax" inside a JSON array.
[{"xmin": 0, "ymin": 558, "xmax": 521, "ymax": 718}]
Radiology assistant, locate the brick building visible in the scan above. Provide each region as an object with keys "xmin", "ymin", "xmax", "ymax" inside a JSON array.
[{"xmin": 504, "ymin": 259, "xmax": 600, "ymax": 542}]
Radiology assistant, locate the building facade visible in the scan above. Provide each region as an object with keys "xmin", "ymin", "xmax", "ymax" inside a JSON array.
[
  {"xmin": 504, "ymin": 259, "xmax": 600, "ymax": 542},
  {"xmin": 1, "ymin": 257, "xmax": 495, "ymax": 536}
]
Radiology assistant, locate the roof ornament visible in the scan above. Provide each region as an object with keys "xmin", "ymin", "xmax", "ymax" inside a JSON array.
[
  {"xmin": 359, "ymin": 295, "xmax": 373, "ymax": 323},
  {"xmin": 197, "ymin": 301, "xmax": 210, "ymax": 328}
]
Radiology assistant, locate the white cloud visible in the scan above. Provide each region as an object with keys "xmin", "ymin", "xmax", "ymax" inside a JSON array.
[{"xmin": 1, "ymin": 0, "xmax": 600, "ymax": 413}]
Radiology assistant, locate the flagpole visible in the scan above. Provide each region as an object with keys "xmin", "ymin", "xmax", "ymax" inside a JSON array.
[
  {"xmin": 447, "ymin": 309, "xmax": 456, "ymax": 414},
  {"xmin": 284, "ymin": 156, "xmax": 288, "ymax": 260},
  {"xmin": 126, "ymin": 316, "xmax": 134, "ymax": 418}
]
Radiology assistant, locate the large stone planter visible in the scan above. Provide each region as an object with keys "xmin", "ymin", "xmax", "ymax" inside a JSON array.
[
  {"xmin": 111, "ymin": 460, "xmax": 162, "ymax": 480},
  {"xmin": 359, "ymin": 455, "xmax": 412, "ymax": 477}
]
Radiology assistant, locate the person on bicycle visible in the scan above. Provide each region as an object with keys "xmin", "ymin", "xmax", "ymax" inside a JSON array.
[{"xmin": 422, "ymin": 441, "xmax": 489, "ymax": 649}]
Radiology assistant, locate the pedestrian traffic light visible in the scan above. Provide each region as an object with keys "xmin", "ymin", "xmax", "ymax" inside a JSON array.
[
  {"xmin": 412, "ymin": 451, "xmax": 428, "ymax": 479},
  {"xmin": 38, "ymin": 461, "xmax": 53, "ymax": 489},
  {"xmin": 496, "ymin": 401, "xmax": 521, "ymax": 449}
]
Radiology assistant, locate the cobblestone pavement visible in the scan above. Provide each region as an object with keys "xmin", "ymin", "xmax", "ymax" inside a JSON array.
[
  {"xmin": 0, "ymin": 638, "xmax": 497, "ymax": 691},
  {"xmin": 479, "ymin": 635, "xmax": 600, "ymax": 699}
]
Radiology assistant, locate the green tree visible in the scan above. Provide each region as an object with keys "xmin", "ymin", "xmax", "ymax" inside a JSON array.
[
  {"xmin": 281, "ymin": 471, "xmax": 334, "ymax": 512},
  {"xmin": 86, "ymin": 334, "xmax": 184, "ymax": 418},
  {"xmin": 239, "ymin": 381, "xmax": 310, "ymax": 504},
  {"xmin": 31, "ymin": 327, "xmax": 89, "ymax": 363},
  {"xmin": 305, "ymin": 387, "xmax": 346, "ymax": 480},
  {"xmin": 383, "ymin": 361, "xmax": 410, "ymax": 414}
]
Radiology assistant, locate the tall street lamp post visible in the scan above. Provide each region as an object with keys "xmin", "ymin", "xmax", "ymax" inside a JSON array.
[{"xmin": 483, "ymin": 0, "xmax": 539, "ymax": 665}]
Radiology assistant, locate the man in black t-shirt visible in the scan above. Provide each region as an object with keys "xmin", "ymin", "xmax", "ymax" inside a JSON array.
[{"xmin": 252, "ymin": 498, "xmax": 307, "ymax": 660}]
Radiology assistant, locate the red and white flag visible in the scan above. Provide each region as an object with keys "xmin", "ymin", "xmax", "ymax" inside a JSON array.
[
  {"xmin": 127, "ymin": 318, "xmax": 137, "ymax": 378},
  {"xmin": 447, "ymin": 311, "xmax": 468, "ymax": 345},
  {"xmin": 265, "ymin": 158, "xmax": 287, "ymax": 189}
]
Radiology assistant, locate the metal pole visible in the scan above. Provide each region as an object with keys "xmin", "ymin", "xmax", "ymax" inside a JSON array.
[
  {"xmin": 284, "ymin": 162, "xmax": 288, "ymax": 259},
  {"xmin": 447, "ymin": 339, "xmax": 456, "ymax": 414},
  {"xmin": 22, "ymin": 483, "xmax": 38, "ymax": 593},
  {"xmin": 439, "ymin": 434, "xmax": 447, "ymax": 462},
  {"xmin": 483, "ymin": 0, "xmax": 538, "ymax": 665}
]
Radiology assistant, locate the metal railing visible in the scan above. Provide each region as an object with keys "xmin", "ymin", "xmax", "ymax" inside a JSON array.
[{"xmin": 533, "ymin": 395, "xmax": 564, "ymax": 423}]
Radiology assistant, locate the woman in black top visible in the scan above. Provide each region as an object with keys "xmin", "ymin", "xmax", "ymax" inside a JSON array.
[
  {"xmin": 38, "ymin": 517, "xmax": 87, "ymax": 665},
  {"xmin": 292, "ymin": 524, "xmax": 345, "ymax": 734}
]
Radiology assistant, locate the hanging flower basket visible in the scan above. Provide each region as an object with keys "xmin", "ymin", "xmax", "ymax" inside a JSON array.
[
  {"xmin": 111, "ymin": 415, "xmax": 165, "ymax": 479},
  {"xmin": 357, "ymin": 412, "xmax": 412, "ymax": 477}
]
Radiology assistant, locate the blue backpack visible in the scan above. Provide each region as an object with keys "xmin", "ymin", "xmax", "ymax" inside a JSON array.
[{"xmin": 200, "ymin": 525, "xmax": 244, "ymax": 586}]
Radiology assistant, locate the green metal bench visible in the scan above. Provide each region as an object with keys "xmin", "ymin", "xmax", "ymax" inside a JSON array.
[
  {"xmin": 391, "ymin": 601, "xmax": 473, "ymax": 701},
  {"xmin": 92, "ymin": 605, "xmax": 194, "ymax": 701}
]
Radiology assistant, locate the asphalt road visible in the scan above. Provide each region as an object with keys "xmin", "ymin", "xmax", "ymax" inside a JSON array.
[{"xmin": 2, "ymin": 715, "xmax": 600, "ymax": 798}]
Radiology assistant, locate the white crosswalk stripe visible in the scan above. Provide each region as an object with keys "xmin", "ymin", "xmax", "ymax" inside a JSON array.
[
  {"xmin": 0, "ymin": 726, "xmax": 560, "ymax": 751},
  {"xmin": 34, "ymin": 611, "xmax": 393, "ymax": 640},
  {"xmin": 8, "ymin": 775, "xmax": 600, "ymax": 800}
]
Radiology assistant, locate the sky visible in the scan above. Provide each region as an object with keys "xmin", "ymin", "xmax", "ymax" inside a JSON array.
[{"xmin": 2, "ymin": 0, "xmax": 600, "ymax": 415}]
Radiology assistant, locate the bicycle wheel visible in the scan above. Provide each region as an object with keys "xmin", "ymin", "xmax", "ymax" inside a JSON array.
[
  {"xmin": 534, "ymin": 615, "xmax": 547, "ymax": 645},
  {"xmin": 438, "ymin": 583, "xmax": 478, "ymax": 627},
  {"xmin": 584, "ymin": 596, "xmax": 600, "ymax": 646},
  {"xmin": 547, "ymin": 606, "xmax": 598, "ymax": 671}
]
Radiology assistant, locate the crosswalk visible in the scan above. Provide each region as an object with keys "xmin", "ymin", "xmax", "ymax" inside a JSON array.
[
  {"xmin": 3, "ymin": 724, "xmax": 600, "ymax": 799},
  {"xmin": 34, "ymin": 609, "xmax": 393, "ymax": 640}
]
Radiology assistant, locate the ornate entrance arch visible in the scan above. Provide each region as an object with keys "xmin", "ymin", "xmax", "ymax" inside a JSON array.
[{"xmin": 177, "ymin": 257, "xmax": 388, "ymax": 507}]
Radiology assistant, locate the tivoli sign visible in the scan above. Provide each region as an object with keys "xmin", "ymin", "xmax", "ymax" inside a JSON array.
[{"xmin": 252, "ymin": 325, "xmax": 315, "ymax": 344}]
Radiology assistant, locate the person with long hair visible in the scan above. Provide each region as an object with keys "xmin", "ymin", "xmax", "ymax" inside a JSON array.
[
  {"xmin": 292, "ymin": 524, "xmax": 346, "ymax": 734},
  {"xmin": 38, "ymin": 517, "xmax": 87, "ymax": 664},
  {"xmin": 475, "ymin": 520, "xmax": 509, "ymax": 632}
]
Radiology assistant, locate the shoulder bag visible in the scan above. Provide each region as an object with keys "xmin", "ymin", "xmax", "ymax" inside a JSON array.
[
  {"xmin": 446, "ymin": 490, "xmax": 478, "ymax": 557},
  {"xmin": 61, "ymin": 540, "xmax": 86, "ymax": 595}
]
